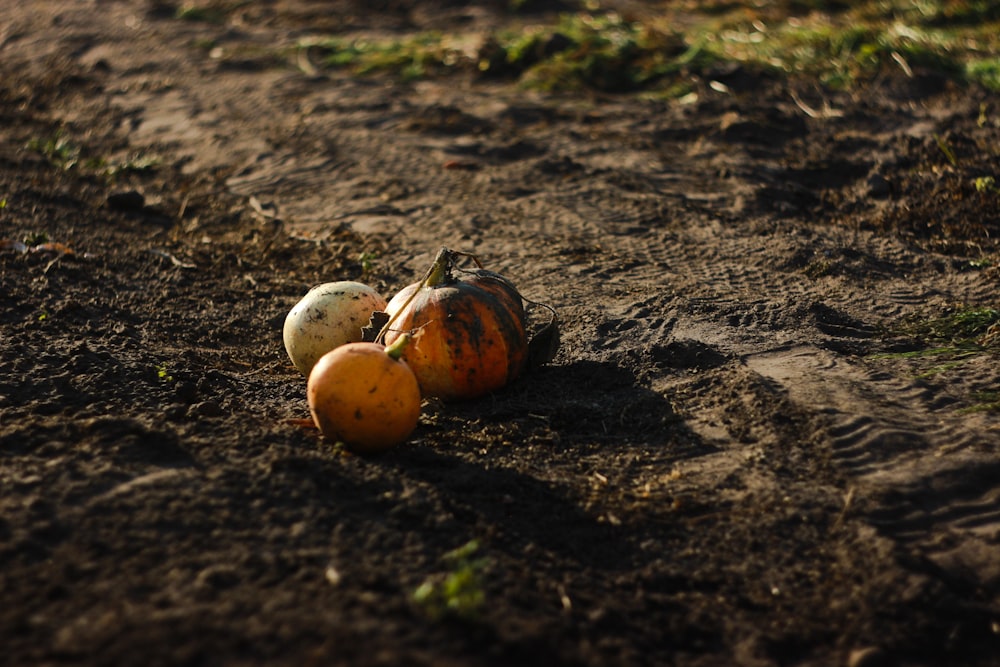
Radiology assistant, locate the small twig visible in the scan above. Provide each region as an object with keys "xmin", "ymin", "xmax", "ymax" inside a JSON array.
[
  {"xmin": 148, "ymin": 248, "xmax": 197, "ymax": 269},
  {"xmin": 248, "ymin": 195, "xmax": 278, "ymax": 220},
  {"xmin": 790, "ymin": 91, "xmax": 843, "ymax": 119},
  {"xmin": 832, "ymin": 486, "xmax": 855, "ymax": 530},
  {"xmin": 296, "ymin": 44, "xmax": 319, "ymax": 77},
  {"xmin": 448, "ymin": 249, "xmax": 484, "ymax": 269},
  {"xmin": 375, "ymin": 247, "xmax": 456, "ymax": 343},
  {"xmin": 258, "ymin": 220, "xmax": 284, "ymax": 256},
  {"xmin": 934, "ymin": 134, "xmax": 959, "ymax": 167},
  {"xmin": 890, "ymin": 51, "xmax": 913, "ymax": 78}
]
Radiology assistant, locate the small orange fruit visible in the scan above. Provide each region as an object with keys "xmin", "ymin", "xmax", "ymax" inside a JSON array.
[{"xmin": 306, "ymin": 336, "xmax": 421, "ymax": 455}]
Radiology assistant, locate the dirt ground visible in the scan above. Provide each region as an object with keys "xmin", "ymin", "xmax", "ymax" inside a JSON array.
[{"xmin": 2, "ymin": 1, "xmax": 999, "ymax": 665}]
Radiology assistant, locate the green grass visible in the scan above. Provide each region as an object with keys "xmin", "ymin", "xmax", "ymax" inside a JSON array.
[
  {"xmin": 714, "ymin": 22, "xmax": 961, "ymax": 88},
  {"xmin": 871, "ymin": 306, "xmax": 1000, "ymax": 358},
  {"xmin": 294, "ymin": 1, "xmax": 1000, "ymax": 93},
  {"xmin": 910, "ymin": 306, "xmax": 1000, "ymax": 343},
  {"xmin": 696, "ymin": 1, "xmax": 1000, "ymax": 90},
  {"xmin": 958, "ymin": 391, "xmax": 1000, "ymax": 414},
  {"xmin": 27, "ymin": 130, "xmax": 160, "ymax": 180},
  {"xmin": 104, "ymin": 152, "xmax": 161, "ymax": 179},
  {"xmin": 304, "ymin": 33, "xmax": 469, "ymax": 81},
  {"xmin": 357, "ymin": 251, "xmax": 378, "ymax": 274},
  {"xmin": 975, "ymin": 176, "xmax": 1000, "ymax": 195},
  {"xmin": 873, "ymin": 304, "xmax": 999, "ymax": 363},
  {"xmin": 871, "ymin": 306, "xmax": 999, "ymax": 407},
  {"xmin": 27, "ymin": 132, "xmax": 81, "ymax": 170},
  {"xmin": 967, "ymin": 57, "xmax": 1000, "ymax": 90},
  {"xmin": 494, "ymin": 13, "xmax": 705, "ymax": 92},
  {"xmin": 868, "ymin": 346, "xmax": 983, "ymax": 365},
  {"xmin": 412, "ymin": 540, "xmax": 487, "ymax": 620},
  {"xmin": 174, "ymin": 3, "xmax": 229, "ymax": 24},
  {"xmin": 298, "ymin": 13, "xmax": 713, "ymax": 93}
]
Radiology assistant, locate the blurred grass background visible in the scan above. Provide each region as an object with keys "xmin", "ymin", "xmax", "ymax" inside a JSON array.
[{"xmin": 278, "ymin": 0, "xmax": 1000, "ymax": 94}]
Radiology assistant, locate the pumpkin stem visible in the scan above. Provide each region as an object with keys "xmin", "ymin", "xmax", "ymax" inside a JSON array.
[
  {"xmin": 375, "ymin": 248, "xmax": 453, "ymax": 344},
  {"xmin": 384, "ymin": 333, "xmax": 411, "ymax": 361},
  {"xmin": 426, "ymin": 247, "xmax": 487, "ymax": 286},
  {"xmin": 425, "ymin": 247, "xmax": 455, "ymax": 287},
  {"xmin": 374, "ymin": 247, "xmax": 483, "ymax": 344}
]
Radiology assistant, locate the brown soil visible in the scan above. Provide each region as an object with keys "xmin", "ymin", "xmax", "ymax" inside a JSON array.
[{"xmin": 2, "ymin": 2, "xmax": 999, "ymax": 666}]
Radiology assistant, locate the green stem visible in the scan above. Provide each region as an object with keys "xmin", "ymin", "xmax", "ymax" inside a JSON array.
[
  {"xmin": 384, "ymin": 333, "xmax": 411, "ymax": 360},
  {"xmin": 425, "ymin": 247, "xmax": 453, "ymax": 287},
  {"xmin": 375, "ymin": 247, "xmax": 455, "ymax": 344}
]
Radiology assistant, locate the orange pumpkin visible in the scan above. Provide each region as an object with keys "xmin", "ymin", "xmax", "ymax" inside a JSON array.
[
  {"xmin": 381, "ymin": 248, "xmax": 528, "ymax": 401},
  {"xmin": 307, "ymin": 336, "xmax": 421, "ymax": 454}
]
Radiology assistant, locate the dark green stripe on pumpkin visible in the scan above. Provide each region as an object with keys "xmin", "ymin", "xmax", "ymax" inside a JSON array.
[{"xmin": 466, "ymin": 271, "xmax": 528, "ymax": 376}]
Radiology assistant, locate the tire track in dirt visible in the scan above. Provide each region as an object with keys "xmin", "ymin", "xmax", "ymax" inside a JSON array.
[
  {"xmin": 607, "ymin": 162, "xmax": 1000, "ymax": 596},
  {"xmin": 533, "ymin": 151, "xmax": 998, "ymax": 601},
  {"xmin": 745, "ymin": 345, "xmax": 1000, "ymax": 596}
]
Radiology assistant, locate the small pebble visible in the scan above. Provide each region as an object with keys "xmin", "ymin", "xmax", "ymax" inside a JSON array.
[
  {"xmin": 187, "ymin": 400, "xmax": 222, "ymax": 418},
  {"xmin": 866, "ymin": 173, "xmax": 891, "ymax": 199},
  {"xmin": 164, "ymin": 403, "xmax": 187, "ymax": 421},
  {"xmin": 848, "ymin": 646, "xmax": 888, "ymax": 667}
]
